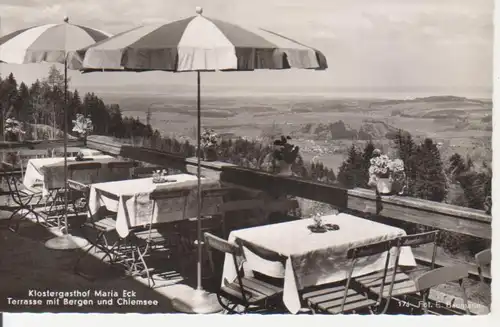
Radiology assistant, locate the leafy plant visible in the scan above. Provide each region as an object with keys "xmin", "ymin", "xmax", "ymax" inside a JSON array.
[
  {"xmin": 368, "ymin": 152, "xmax": 404, "ymax": 178},
  {"xmin": 4, "ymin": 117, "xmax": 25, "ymax": 139},
  {"xmin": 272, "ymin": 135, "xmax": 299, "ymax": 164},
  {"xmin": 200, "ymin": 129, "xmax": 220, "ymax": 149},
  {"xmin": 72, "ymin": 114, "xmax": 93, "ymax": 137}
]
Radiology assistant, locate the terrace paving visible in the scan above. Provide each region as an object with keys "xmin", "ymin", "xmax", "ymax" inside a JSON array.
[{"xmin": 0, "ymin": 198, "xmax": 490, "ymax": 315}]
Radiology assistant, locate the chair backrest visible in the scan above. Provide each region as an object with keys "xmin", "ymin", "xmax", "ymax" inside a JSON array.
[
  {"xmin": 67, "ymin": 179, "xmax": 90, "ymax": 193},
  {"xmin": 397, "ymin": 230, "xmax": 439, "ymax": 269},
  {"xmin": 204, "ymin": 232, "xmax": 241, "ymax": 255},
  {"xmin": 1, "ymin": 161, "xmax": 24, "ymax": 204},
  {"xmin": 150, "ymin": 188, "xmax": 191, "ymax": 201},
  {"xmin": 67, "ymin": 162, "xmax": 102, "ymax": 185},
  {"xmin": 397, "ymin": 230, "xmax": 439, "ymax": 247},
  {"xmin": 414, "ymin": 264, "xmax": 471, "ymax": 315},
  {"xmin": 107, "ymin": 161, "xmax": 137, "ymax": 169},
  {"xmin": 18, "ymin": 149, "xmax": 51, "ymax": 160},
  {"xmin": 68, "ymin": 162, "xmax": 102, "ymax": 171},
  {"xmin": 200, "ymin": 187, "xmax": 232, "ymax": 216},
  {"xmin": 217, "ymin": 199, "xmax": 265, "ymax": 213},
  {"xmin": 52, "ymin": 147, "xmax": 81, "ymax": 157},
  {"xmin": 415, "ymin": 264, "xmax": 470, "ymax": 291},
  {"xmin": 476, "ymin": 249, "xmax": 491, "ymax": 266},
  {"xmin": 204, "ymin": 232, "xmax": 248, "ymax": 302},
  {"xmin": 67, "ymin": 179, "xmax": 92, "ymax": 217},
  {"xmin": 143, "ymin": 188, "xmax": 190, "ymax": 235},
  {"xmin": 347, "ymin": 238, "xmax": 396, "ymax": 259},
  {"xmin": 236, "ymin": 239, "xmax": 286, "ymax": 263},
  {"xmin": 475, "ymin": 249, "xmax": 491, "ymax": 283},
  {"xmin": 201, "ymin": 187, "xmax": 232, "ymax": 199}
]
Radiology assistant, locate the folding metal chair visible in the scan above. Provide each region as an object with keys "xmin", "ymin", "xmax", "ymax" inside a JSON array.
[
  {"xmin": 41, "ymin": 162, "xmax": 104, "ymax": 224},
  {"xmin": 302, "ymin": 238, "xmax": 399, "ymax": 314},
  {"xmin": 107, "ymin": 161, "xmax": 138, "ymax": 169},
  {"xmin": 475, "ymin": 248, "xmax": 491, "ymax": 310},
  {"xmin": 128, "ymin": 188, "xmax": 191, "ymax": 288},
  {"xmin": 70, "ymin": 179, "xmax": 122, "ymax": 279},
  {"xmin": 204, "ymin": 232, "xmax": 285, "ymax": 314},
  {"xmin": 354, "ymin": 230, "xmax": 439, "ymax": 312},
  {"xmin": 1, "ymin": 161, "xmax": 55, "ymax": 232},
  {"xmin": 475, "ymin": 249, "xmax": 491, "ymax": 284},
  {"xmin": 412, "ymin": 264, "xmax": 471, "ymax": 315},
  {"xmin": 52, "ymin": 147, "xmax": 81, "ymax": 157}
]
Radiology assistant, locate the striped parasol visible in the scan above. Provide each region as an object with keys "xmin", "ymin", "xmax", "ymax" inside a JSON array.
[
  {"xmin": 77, "ymin": 10, "xmax": 326, "ymax": 72},
  {"xmin": 0, "ymin": 17, "xmax": 112, "ymax": 251},
  {"xmin": 0, "ymin": 18, "xmax": 111, "ymax": 68},
  {"xmin": 75, "ymin": 7, "xmax": 327, "ymax": 313}
]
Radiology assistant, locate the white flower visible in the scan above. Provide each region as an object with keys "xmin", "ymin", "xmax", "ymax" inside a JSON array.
[
  {"xmin": 368, "ymin": 150, "xmax": 405, "ymax": 178},
  {"xmin": 72, "ymin": 114, "xmax": 93, "ymax": 136}
]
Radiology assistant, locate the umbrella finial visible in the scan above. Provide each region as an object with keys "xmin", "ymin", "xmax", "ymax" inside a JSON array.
[
  {"xmin": 195, "ymin": 6, "xmax": 203, "ymax": 15},
  {"xmin": 63, "ymin": 16, "xmax": 69, "ymax": 23}
]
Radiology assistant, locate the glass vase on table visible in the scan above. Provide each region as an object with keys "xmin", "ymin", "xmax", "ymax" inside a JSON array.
[{"xmin": 313, "ymin": 215, "xmax": 323, "ymax": 228}]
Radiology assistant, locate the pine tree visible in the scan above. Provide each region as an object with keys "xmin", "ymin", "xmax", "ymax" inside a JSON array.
[
  {"xmin": 361, "ymin": 140, "xmax": 375, "ymax": 187},
  {"xmin": 392, "ymin": 129, "xmax": 417, "ymax": 194},
  {"xmin": 413, "ymin": 138, "xmax": 448, "ymax": 202},
  {"xmin": 14, "ymin": 82, "xmax": 31, "ymax": 121},
  {"xmin": 447, "ymin": 153, "xmax": 468, "ymax": 181},
  {"xmin": 0, "ymin": 73, "xmax": 18, "ymax": 139},
  {"xmin": 337, "ymin": 144, "xmax": 364, "ymax": 188}
]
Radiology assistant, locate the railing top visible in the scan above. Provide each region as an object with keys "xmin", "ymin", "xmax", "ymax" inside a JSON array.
[
  {"xmin": 349, "ymin": 188, "xmax": 491, "ymax": 223},
  {"xmin": 0, "ymin": 138, "xmax": 85, "ymax": 153},
  {"xmin": 85, "ymin": 135, "xmax": 491, "ymax": 239}
]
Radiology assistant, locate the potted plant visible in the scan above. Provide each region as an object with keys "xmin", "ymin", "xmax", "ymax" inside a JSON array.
[
  {"xmin": 72, "ymin": 114, "xmax": 93, "ymax": 145},
  {"xmin": 4, "ymin": 117, "xmax": 25, "ymax": 142},
  {"xmin": 368, "ymin": 151, "xmax": 405, "ymax": 195},
  {"xmin": 4, "ymin": 117, "xmax": 25, "ymax": 166},
  {"xmin": 272, "ymin": 135, "xmax": 300, "ymax": 176},
  {"xmin": 200, "ymin": 129, "xmax": 219, "ymax": 161}
]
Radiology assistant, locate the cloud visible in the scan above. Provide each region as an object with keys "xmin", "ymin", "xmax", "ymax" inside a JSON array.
[{"xmin": 0, "ymin": 0, "xmax": 494, "ymax": 95}]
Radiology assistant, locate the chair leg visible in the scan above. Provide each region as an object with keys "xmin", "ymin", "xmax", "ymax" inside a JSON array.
[
  {"xmin": 8, "ymin": 205, "xmax": 40, "ymax": 232},
  {"xmin": 136, "ymin": 244, "xmax": 155, "ymax": 288},
  {"xmin": 7, "ymin": 207, "xmax": 22, "ymax": 232},
  {"xmin": 74, "ymin": 243, "xmax": 97, "ymax": 279}
]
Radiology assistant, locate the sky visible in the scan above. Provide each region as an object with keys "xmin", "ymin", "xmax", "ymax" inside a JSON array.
[{"xmin": 0, "ymin": 0, "xmax": 495, "ymax": 98}]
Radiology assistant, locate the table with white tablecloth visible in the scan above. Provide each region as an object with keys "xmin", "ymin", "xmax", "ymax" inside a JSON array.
[
  {"xmin": 221, "ymin": 213, "xmax": 417, "ymax": 314},
  {"xmin": 22, "ymin": 155, "xmax": 114, "ymax": 196},
  {"xmin": 88, "ymin": 174, "xmax": 223, "ymax": 238}
]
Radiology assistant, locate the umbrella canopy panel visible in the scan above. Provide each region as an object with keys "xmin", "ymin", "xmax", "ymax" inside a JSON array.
[
  {"xmin": 76, "ymin": 12, "xmax": 327, "ymax": 72},
  {"xmin": 0, "ymin": 21, "xmax": 111, "ymax": 68}
]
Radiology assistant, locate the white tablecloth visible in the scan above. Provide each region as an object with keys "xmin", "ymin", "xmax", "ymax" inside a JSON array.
[
  {"xmin": 221, "ymin": 213, "xmax": 416, "ymax": 314},
  {"xmin": 22, "ymin": 155, "xmax": 113, "ymax": 196},
  {"xmin": 88, "ymin": 174, "xmax": 222, "ymax": 238}
]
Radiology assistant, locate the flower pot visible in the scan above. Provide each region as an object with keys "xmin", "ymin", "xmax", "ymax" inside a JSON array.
[
  {"xmin": 203, "ymin": 147, "xmax": 217, "ymax": 162},
  {"xmin": 377, "ymin": 177, "xmax": 393, "ymax": 195},
  {"xmin": 277, "ymin": 160, "xmax": 293, "ymax": 176}
]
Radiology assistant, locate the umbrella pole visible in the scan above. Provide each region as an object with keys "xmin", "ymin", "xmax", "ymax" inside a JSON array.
[
  {"xmin": 45, "ymin": 51, "xmax": 87, "ymax": 250},
  {"xmin": 171, "ymin": 71, "xmax": 221, "ymax": 314},
  {"xmin": 196, "ymin": 69, "xmax": 203, "ymax": 291}
]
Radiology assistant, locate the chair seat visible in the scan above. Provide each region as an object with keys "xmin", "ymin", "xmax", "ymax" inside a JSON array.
[
  {"xmin": 221, "ymin": 277, "xmax": 283, "ymax": 305},
  {"xmin": 355, "ymin": 269, "xmax": 418, "ymax": 297},
  {"xmin": 85, "ymin": 217, "xmax": 116, "ymax": 232},
  {"xmin": 302, "ymin": 284, "xmax": 377, "ymax": 314},
  {"xmin": 19, "ymin": 186, "xmax": 43, "ymax": 197},
  {"xmin": 133, "ymin": 229, "xmax": 171, "ymax": 244}
]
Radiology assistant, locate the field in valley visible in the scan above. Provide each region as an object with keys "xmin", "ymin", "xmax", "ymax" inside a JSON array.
[{"xmin": 96, "ymin": 92, "xmax": 492, "ymax": 173}]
